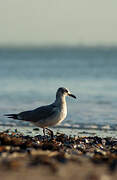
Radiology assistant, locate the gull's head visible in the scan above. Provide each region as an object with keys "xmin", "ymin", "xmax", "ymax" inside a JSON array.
[{"xmin": 56, "ymin": 87, "xmax": 76, "ymax": 99}]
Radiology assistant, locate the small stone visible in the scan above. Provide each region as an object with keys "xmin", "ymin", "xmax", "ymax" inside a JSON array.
[{"xmin": 33, "ymin": 128, "xmax": 39, "ymax": 131}]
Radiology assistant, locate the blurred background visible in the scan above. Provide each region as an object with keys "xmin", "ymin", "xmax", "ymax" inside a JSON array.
[{"xmin": 0, "ymin": 0, "xmax": 117, "ymax": 129}]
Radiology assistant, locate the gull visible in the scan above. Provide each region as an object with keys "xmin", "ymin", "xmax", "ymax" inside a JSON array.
[{"xmin": 4, "ymin": 87, "xmax": 76, "ymax": 136}]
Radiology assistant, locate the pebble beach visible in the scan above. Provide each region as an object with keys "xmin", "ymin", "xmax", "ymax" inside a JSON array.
[{"xmin": 0, "ymin": 129, "xmax": 117, "ymax": 180}]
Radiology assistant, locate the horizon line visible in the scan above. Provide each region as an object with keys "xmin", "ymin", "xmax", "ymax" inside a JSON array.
[{"xmin": 0, "ymin": 44, "xmax": 117, "ymax": 50}]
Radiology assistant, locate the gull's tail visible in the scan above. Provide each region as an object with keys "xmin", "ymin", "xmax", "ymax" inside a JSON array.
[{"xmin": 4, "ymin": 114, "xmax": 18, "ymax": 119}]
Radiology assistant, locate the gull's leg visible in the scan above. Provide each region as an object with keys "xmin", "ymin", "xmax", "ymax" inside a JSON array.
[
  {"xmin": 43, "ymin": 128, "xmax": 45, "ymax": 136},
  {"xmin": 45, "ymin": 128, "xmax": 54, "ymax": 138}
]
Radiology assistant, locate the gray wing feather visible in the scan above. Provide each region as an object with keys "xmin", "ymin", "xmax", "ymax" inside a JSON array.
[{"xmin": 18, "ymin": 104, "xmax": 57, "ymax": 122}]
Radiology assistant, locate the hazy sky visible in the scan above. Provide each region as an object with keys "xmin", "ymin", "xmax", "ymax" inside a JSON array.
[{"xmin": 0, "ymin": 0, "xmax": 117, "ymax": 46}]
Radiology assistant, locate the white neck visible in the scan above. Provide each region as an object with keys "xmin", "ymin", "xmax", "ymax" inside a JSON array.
[
  {"xmin": 55, "ymin": 94, "xmax": 66, "ymax": 106},
  {"xmin": 54, "ymin": 94, "xmax": 67, "ymax": 122}
]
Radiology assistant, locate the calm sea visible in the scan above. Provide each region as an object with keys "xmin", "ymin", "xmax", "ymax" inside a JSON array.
[{"xmin": 0, "ymin": 47, "xmax": 117, "ymax": 130}]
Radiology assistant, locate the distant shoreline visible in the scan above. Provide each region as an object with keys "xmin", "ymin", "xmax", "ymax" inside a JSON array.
[{"xmin": 0, "ymin": 45, "xmax": 117, "ymax": 50}]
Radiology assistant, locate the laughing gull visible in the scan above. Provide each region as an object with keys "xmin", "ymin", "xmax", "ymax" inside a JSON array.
[{"xmin": 4, "ymin": 87, "xmax": 76, "ymax": 136}]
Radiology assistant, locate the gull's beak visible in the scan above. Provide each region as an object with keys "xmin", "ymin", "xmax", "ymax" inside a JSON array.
[{"xmin": 68, "ymin": 93, "xmax": 76, "ymax": 99}]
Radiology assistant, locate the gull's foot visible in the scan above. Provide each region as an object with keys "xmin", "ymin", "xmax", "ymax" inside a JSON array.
[{"xmin": 45, "ymin": 128, "xmax": 54, "ymax": 139}]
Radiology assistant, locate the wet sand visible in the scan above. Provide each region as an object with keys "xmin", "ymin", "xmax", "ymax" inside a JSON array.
[{"xmin": 0, "ymin": 130, "xmax": 117, "ymax": 180}]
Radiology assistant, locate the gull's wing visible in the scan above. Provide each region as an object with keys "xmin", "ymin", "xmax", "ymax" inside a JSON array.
[{"xmin": 18, "ymin": 104, "xmax": 58, "ymax": 122}]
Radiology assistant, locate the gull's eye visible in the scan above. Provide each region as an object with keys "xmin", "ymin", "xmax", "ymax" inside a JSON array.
[
  {"xmin": 65, "ymin": 89, "xmax": 68, "ymax": 93},
  {"xmin": 58, "ymin": 87, "xmax": 68, "ymax": 94}
]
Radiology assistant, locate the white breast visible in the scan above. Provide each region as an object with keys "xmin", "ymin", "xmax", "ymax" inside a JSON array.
[{"xmin": 56, "ymin": 105, "xmax": 67, "ymax": 125}]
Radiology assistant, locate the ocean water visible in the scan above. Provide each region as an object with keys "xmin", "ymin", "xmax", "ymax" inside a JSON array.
[{"xmin": 0, "ymin": 47, "xmax": 117, "ymax": 130}]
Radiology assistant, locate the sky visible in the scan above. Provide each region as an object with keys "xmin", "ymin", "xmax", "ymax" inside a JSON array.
[{"xmin": 0, "ymin": 0, "xmax": 117, "ymax": 47}]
